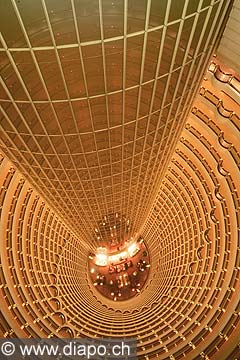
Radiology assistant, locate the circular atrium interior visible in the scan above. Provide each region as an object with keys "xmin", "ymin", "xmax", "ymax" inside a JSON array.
[
  {"xmin": 88, "ymin": 213, "xmax": 150, "ymax": 301},
  {"xmin": 0, "ymin": 1, "xmax": 239, "ymax": 359}
]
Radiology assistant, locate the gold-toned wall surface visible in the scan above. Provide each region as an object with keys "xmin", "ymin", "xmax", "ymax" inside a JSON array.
[
  {"xmin": 217, "ymin": 0, "xmax": 240, "ymax": 75},
  {"xmin": 0, "ymin": 0, "xmax": 232, "ymax": 244},
  {"xmin": 0, "ymin": 1, "xmax": 240, "ymax": 359},
  {"xmin": 0, "ymin": 61, "xmax": 239, "ymax": 359}
]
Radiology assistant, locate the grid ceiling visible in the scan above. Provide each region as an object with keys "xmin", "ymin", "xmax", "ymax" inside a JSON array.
[
  {"xmin": 0, "ymin": 0, "xmax": 231, "ymax": 245},
  {"xmin": 0, "ymin": 62, "xmax": 239, "ymax": 356}
]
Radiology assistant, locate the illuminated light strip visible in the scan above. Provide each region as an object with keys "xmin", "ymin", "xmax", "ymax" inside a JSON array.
[{"xmin": 95, "ymin": 242, "xmax": 140, "ymax": 266}]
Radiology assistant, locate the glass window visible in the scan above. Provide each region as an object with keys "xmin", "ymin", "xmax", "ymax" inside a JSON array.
[
  {"xmin": 102, "ymin": 0, "xmax": 124, "ymax": 38},
  {"xmin": 105, "ymin": 40, "xmax": 123, "ymax": 92}
]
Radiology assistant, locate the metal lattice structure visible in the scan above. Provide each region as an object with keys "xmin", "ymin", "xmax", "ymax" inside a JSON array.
[
  {"xmin": 0, "ymin": 0, "xmax": 232, "ymax": 246},
  {"xmin": 0, "ymin": 1, "xmax": 240, "ymax": 359}
]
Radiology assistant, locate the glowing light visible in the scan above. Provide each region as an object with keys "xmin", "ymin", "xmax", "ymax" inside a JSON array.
[
  {"xmin": 95, "ymin": 250, "xmax": 108, "ymax": 266},
  {"xmin": 128, "ymin": 242, "xmax": 139, "ymax": 257},
  {"xmin": 89, "ymin": 234, "xmax": 150, "ymax": 301},
  {"xmin": 109, "ymin": 250, "xmax": 128, "ymax": 264},
  {"xmin": 95, "ymin": 254, "xmax": 107, "ymax": 266}
]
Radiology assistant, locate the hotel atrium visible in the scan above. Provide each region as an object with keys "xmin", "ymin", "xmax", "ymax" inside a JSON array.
[{"xmin": 0, "ymin": 0, "xmax": 239, "ymax": 359}]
